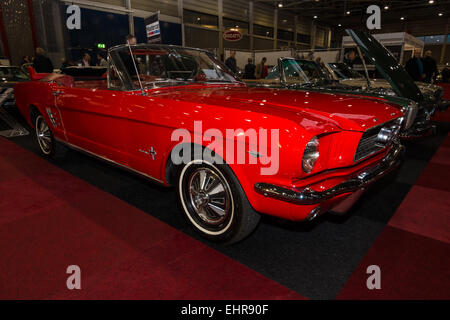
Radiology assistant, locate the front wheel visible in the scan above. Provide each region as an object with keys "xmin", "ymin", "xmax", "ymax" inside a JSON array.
[
  {"xmin": 35, "ymin": 114, "xmax": 67, "ymax": 159},
  {"xmin": 177, "ymin": 158, "xmax": 260, "ymax": 244}
]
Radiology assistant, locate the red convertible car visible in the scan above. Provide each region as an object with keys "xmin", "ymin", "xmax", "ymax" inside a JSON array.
[{"xmin": 14, "ymin": 44, "xmax": 405, "ymax": 243}]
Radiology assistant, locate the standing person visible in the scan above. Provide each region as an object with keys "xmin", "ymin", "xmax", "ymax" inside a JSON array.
[
  {"xmin": 33, "ymin": 47, "xmax": 54, "ymax": 73},
  {"xmin": 422, "ymin": 50, "xmax": 438, "ymax": 83},
  {"xmin": 97, "ymin": 53, "xmax": 107, "ymax": 67},
  {"xmin": 79, "ymin": 53, "xmax": 91, "ymax": 67},
  {"xmin": 21, "ymin": 56, "xmax": 31, "ymax": 66},
  {"xmin": 243, "ymin": 58, "xmax": 256, "ymax": 79},
  {"xmin": 225, "ymin": 50, "xmax": 237, "ymax": 74},
  {"xmin": 60, "ymin": 57, "xmax": 70, "ymax": 71},
  {"xmin": 126, "ymin": 34, "xmax": 137, "ymax": 45},
  {"xmin": 405, "ymin": 49, "xmax": 425, "ymax": 81},
  {"xmin": 256, "ymin": 57, "xmax": 268, "ymax": 79}
]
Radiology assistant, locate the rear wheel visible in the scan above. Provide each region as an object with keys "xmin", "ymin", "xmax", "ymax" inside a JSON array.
[
  {"xmin": 34, "ymin": 114, "xmax": 67, "ymax": 159},
  {"xmin": 177, "ymin": 156, "xmax": 260, "ymax": 244}
]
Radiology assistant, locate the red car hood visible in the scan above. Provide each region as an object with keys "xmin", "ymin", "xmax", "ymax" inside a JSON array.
[{"xmin": 150, "ymin": 85, "xmax": 402, "ymax": 131}]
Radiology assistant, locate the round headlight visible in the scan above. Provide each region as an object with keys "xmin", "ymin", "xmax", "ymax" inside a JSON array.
[{"xmin": 302, "ymin": 136, "xmax": 319, "ymax": 173}]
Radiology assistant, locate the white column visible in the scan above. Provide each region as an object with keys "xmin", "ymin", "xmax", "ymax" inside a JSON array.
[
  {"xmin": 249, "ymin": 1, "xmax": 254, "ymax": 51},
  {"xmin": 178, "ymin": 0, "xmax": 185, "ymax": 46},
  {"xmin": 218, "ymin": 0, "xmax": 223, "ymax": 57},
  {"xmin": 124, "ymin": 0, "xmax": 134, "ymax": 35},
  {"xmin": 273, "ymin": 8, "xmax": 278, "ymax": 49}
]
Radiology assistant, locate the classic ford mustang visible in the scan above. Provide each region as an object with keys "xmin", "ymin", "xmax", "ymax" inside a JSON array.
[{"xmin": 14, "ymin": 44, "xmax": 404, "ymax": 243}]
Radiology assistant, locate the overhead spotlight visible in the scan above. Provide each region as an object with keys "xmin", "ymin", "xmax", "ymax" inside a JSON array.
[
  {"xmin": 346, "ymin": 11, "xmax": 351, "ymax": 15},
  {"xmin": 384, "ymin": 5, "xmax": 389, "ymax": 10},
  {"xmin": 400, "ymin": 16, "xmax": 405, "ymax": 20},
  {"xmin": 278, "ymin": 2, "xmax": 283, "ymax": 7},
  {"xmin": 313, "ymin": 15, "xmax": 318, "ymax": 19},
  {"xmin": 428, "ymin": 0, "xmax": 435, "ymax": 4},
  {"xmin": 338, "ymin": 23, "xmax": 342, "ymax": 27},
  {"xmin": 438, "ymin": 12, "xmax": 443, "ymax": 16}
]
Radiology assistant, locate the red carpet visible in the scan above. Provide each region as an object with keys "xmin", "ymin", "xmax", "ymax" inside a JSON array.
[
  {"xmin": 337, "ymin": 226, "xmax": 450, "ymax": 300},
  {"xmin": 0, "ymin": 137, "xmax": 305, "ymax": 300},
  {"xmin": 433, "ymin": 108, "xmax": 450, "ymax": 122},
  {"xmin": 337, "ymin": 134, "xmax": 450, "ymax": 299}
]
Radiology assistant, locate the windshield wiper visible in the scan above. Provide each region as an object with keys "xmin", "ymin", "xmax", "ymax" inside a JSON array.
[
  {"xmin": 144, "ymin": 79, "xmax": 195, "ymax": 88},
  {"xmin": 203, "ymin": 79, "xmax": 236, "ymax": 83}
]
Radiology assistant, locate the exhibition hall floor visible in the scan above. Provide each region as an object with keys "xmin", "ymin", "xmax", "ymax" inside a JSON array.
[{"xmin": 0, "ymin": 107, "xmax": 449, "ymax": 300}]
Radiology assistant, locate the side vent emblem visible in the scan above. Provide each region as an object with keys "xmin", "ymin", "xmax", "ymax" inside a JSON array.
[{"xmin": 46, "ymin": 108, "xmax": 58, "ymax": 127}]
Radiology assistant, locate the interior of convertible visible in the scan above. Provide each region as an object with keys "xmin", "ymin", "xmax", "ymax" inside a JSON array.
[{"xmin": 31, "ymin": 47, "xmax": 236, "ymax": 91}]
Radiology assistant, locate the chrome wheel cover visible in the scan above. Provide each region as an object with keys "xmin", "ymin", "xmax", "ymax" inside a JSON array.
[
  {"xmin": 35, "ymin": 116, "xmax": 52, "ymax": 155},
  {"xmin": 187, "ymin": 167, "xmax": 231, "ymax": 226}
]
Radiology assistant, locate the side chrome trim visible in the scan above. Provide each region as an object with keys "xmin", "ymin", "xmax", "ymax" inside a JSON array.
[
  {"xmin": 254, "ymin": 142, "xmax": 404, "ymax": 205},
  {"xmin": 55, "ymin": 138, "xmax": 165, "ymax": 185}
]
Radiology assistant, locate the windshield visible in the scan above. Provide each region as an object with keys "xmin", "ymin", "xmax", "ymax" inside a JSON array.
[
  {"xmin": 328, "ymin": 63, "xmax": 364, "ymax": 80},
  {"xmin": 109, "ymin": 45, "xmax": 238, "ymax": 90},
  {"xmin": 0, "ymin": 67, "xmax": 29, "ymax": 81}
]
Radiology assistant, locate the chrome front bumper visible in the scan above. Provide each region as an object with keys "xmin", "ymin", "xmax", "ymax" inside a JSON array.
[{"xmin": 254, "ymin": 142, "xmax": 404, "ymax": 205}]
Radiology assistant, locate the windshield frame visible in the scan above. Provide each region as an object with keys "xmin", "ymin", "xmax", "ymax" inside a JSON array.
[
  {"xmin": 107, "ymin": 44, "xmax": 240, "ymax": 91},
  {"xmin": 278, "ymin": 57, "xmax": 332, "ymax": 87},
  {"xmin": 327, "ymin": 62, "xmax": 365, "ymax": 80}
]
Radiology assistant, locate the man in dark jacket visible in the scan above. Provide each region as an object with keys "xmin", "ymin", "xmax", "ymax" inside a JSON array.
[
  {"xmin": 225, "ymin": 50, "xmax": 237, "ymax": 74},
  {"xmin": 33, "ymin": 47, "xmax": 54, "ymax": 73},
  {"xmin": 422, "ymin": 50, "xmax": 438, "ymax": 83},
  {"xmin": 243, "ymin": 58, "xmax": 256, "ymax": 79},
  {"xmin": 405, "ymin": 50, "xmax": 425, "ymax": 81}
]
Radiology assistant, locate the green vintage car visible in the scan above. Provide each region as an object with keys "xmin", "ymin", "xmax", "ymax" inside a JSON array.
[{"xmin": 245, "ymin": 30, "xmax": 441, "ymax": 139}]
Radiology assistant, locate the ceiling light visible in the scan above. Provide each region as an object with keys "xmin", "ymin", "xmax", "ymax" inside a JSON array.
[
  {"xmin": 384, "ymin": 6, "xmax": 389, "ymax": 9},
  {"xmin": 278, "ymin": 2, "xmax": 283, "ymax": 7},
  {"xmin": 338, "ymin": 23, "xmax": 342, "ymax": 26},
  {"xmin": 428, "ymin": 0, "xmax": 434, "ymax": 4},
  {"xmin": 346, "ymin": 11, "xmax": 350, "ymax": 15},
  {"xmin": 400, "ymin": 17, "xmax": 405, "ymax": 20},
  {"xmin": 439, "ymin": 12, "xmax": 443, "ymax": 16},
  {"xmin": 313, "ymin": 15, "xmax": 318, "ymax": 19}
]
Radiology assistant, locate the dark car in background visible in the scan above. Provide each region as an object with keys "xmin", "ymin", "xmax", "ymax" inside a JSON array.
[{"xmin": 0, "ymin": 66, "xmax": 30, "ymax": 107}]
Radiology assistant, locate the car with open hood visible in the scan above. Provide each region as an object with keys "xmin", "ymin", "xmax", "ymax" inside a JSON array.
[
  {"xmin": 14, "ymin": 44, "xmax": 404, "ymax": 243},
  {"xmin": 245, "ymin": 29, "xmax": 442, "ymax": 139},
  {"xmin": 326, "ymin": 61, "xmax": 447, "ymax": 109}
]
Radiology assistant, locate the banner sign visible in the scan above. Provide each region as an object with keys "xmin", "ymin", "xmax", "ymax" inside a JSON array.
[{"xmin": 145, "ymin": 12, "xmax": 161, "ymax": 44}]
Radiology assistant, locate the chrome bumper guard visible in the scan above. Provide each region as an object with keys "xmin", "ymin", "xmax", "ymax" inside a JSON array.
[{"xmin": 254, "ymin": 142, "xmax": 404, "ymax": 205}]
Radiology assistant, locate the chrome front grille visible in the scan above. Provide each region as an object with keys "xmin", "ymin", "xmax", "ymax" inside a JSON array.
[{"xmin": 354, "ymin": 119, "xmax": 401, "ymax": 162}]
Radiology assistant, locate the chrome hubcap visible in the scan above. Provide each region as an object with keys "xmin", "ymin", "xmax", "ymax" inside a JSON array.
[
  {"xmin": 36, "ymin": 117, "xmax": 52, "ymax": 154},
  {"xmin": 188, "ymin": 167, "xmax": 231, "ymax": 226}
]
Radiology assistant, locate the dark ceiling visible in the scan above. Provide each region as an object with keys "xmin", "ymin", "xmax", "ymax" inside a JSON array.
[{"xmin": 257, "ymin": 0, "xmax": 450, "ymax": 27}]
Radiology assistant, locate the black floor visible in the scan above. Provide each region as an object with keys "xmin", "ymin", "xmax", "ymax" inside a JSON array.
[{"xmin": 2, "ymin": 105, "xmax": 449, "ymax": 299}]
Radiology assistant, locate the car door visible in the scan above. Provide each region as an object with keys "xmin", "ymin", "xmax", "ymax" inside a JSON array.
[
  {"xmin": 54, "ymin": 85, "xmax": 128, "ymax": 166},
  {"xmin": 120, "ymin": 91, "xmax": 169, "ymax": 183}
]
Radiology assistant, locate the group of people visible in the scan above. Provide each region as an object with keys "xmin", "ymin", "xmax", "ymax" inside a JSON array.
[
  {"xmin": 20, "ymin": 47, "xmax": 109, "ymax": 74},
  {"xmin": 225, "ymin": 50, "xmax": 269, "ymax": 79},
  {"xmin": 405, "ymin": 49, "xmax": 438, "ymax": 83}
]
